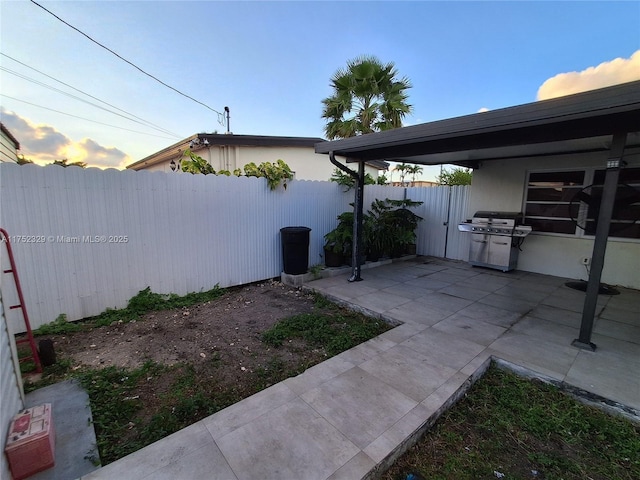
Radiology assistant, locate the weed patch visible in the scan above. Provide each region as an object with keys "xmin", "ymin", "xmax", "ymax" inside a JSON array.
[{"xmin": 33, "ymin": 286, "xmax": 226, "ymax": 336}]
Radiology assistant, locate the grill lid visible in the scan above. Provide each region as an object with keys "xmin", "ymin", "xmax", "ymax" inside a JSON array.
[{"xmin": 472, "ymin": 211, "xmax": 524, "ymax": 221}]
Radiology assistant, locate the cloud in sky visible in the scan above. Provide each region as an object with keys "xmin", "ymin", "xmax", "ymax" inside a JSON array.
[
  {"xmin": 0, "ymin": 108, "xmax": 131, "ymax": 168},
  {"xmin": 477, "ymin": 107, "xmax": 489, "ymax": 113},
  {"xmin": 537, "ymin": 50, "xmax": 640, "ymax": 101}
]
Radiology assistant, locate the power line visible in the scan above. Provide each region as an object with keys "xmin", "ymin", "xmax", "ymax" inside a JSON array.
[
  {"xmin": 1, "ymin": 94, "xmax": 178, "ymax": 140},
  {"xmin": 29, "ymin": 0, "xmax": 227, "ymax": 125},
  {"xmin": 1, "ymin": 66, "xmax": 182, "ymax": 139},
  {"xmin": 1, "ymin": 53, "xmax": 182, "ymax": 139}
]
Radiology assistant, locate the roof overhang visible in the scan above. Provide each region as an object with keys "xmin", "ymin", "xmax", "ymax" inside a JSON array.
[
  {"xmin": 1, "ymin": 122, "xmax": 20, "ymax": 150},
  {"xmin": 314, "ymin": 80, "xmax": 640, "ymax": 167}
]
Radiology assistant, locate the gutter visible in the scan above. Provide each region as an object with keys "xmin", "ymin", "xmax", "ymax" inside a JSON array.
[{"xmin": 330, "ymin": 152, "xmax": 364, "ymax": 282}]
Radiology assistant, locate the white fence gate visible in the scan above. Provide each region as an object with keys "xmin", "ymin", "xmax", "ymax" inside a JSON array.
[{"xmin": 0, "ymin": 164, "xmax": 469, "ymax": 332}]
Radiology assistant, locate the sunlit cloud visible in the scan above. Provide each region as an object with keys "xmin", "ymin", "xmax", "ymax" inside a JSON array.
[
  {"xmin": 79, "ymin": 138, "xmax": 129, "ymax": 168},
  {"xmin": 0, "ymin": 108, "xmax": 131, "ymax": 168},
  {"xmin": 477, "ymin": 107, "xmax": 489, "ymax": 113},
  {"xmin": 537, "ymin": 50, "xmax": 640, "ymax": 101}
]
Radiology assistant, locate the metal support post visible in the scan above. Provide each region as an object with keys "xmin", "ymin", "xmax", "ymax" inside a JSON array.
[
  {"xmin": 572, "ymin": 132, "xmax": 627, "ymax": 351},
  {"xmin": 349, "ymin": 161, "xmax": 365, "ymax": 282},
  {"xmin": 328, "ymin": 152, "xmax": 364, "ymax": 282}
]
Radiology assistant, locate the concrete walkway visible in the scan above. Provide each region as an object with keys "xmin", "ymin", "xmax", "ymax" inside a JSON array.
[
  {"xmin": 25, "ymin": 379, "xmax": 100, "ymax": 479},
  {"xmin": 83, "ymin": 257, "xmax": 639, "ymax": 480}
]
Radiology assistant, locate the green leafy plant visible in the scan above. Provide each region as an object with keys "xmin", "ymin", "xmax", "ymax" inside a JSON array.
[
  {"xmin": 33, "ymin": 313, "xmax": 82, "ymax": 336},
  {"xmin": 35, "ymin": 286, "xmax": 226, "ymax": 333},
  {"xmin": 180, "ymin": 149, "xmax": 216, "ymax": 175},
  {"xmin": 309, "ymin": 264, "xmax": 324, "ymax": 278},
  {"xmin": 329, "ymin": 168, "xmax": 376, "ymax": 191},
  {"xmin": 89, "ymin": 286, "xmax": 225, "ymax": 327},
  {"xmin": 323, "ymin": 211, "xmax": 355, "ymax": 255},
  {"xmin": 366, "ymin": 198, "xmax": 423, "ymax": 258},
  {"xmin": 437, "ymin": 167, "xmax": 473, "ymax": 185},
  {"xmin": 244, "ymin": 159, "xmax": 294, "ymax": 190}
]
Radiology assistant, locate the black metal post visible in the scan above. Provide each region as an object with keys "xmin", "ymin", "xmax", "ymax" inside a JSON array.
[
  {"xmin": 328, "ymin": 152, "xmax": 364, "ymax": 282},
  {"xmin": 349, "ymin": 161, "xmax": 365, "ymax": 282},
  {"xmin": 572, "ymin": 132, "xmax": 627, "ymax": 351}
]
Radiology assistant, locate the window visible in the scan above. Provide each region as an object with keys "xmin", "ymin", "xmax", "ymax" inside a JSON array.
[{"xmin": 524, "ymin": 167, "xmax": 640, "ymax": 240}]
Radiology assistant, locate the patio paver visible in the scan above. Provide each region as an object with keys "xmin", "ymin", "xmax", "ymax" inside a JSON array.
[{"xmin": 83, "ymin": 257, "xmax": 639, "ymax": 480}]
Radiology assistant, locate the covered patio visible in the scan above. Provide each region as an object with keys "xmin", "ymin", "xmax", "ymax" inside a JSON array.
[{"xmin": 316, "ymin": 80, "xmax": 640, "ymax": 351}]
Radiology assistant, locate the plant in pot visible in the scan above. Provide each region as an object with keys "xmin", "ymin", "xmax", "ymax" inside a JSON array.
[
  {"xmin": 389, "ymin": 206, "xmax": 423, "ymax": 255},
  {"xmin": 366, "ymin": 199, "xmax": 394, "ymax": 261},
  {"xmin": 369, "ymin": 198, "xmax": 423, "ymax": 258},
  {"xmin": 323, "ymin": 211, "xmax": 353, "ymax": 267}
]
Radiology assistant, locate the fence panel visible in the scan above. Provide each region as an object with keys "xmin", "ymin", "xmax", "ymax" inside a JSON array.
[{"xmin": 0, "ymin": 164, "xmax": 352, "ymax": 331}]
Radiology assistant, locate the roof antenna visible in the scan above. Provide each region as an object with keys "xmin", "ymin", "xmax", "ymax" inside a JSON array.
[{"xmin": 224, "ymin": 106, "xmax": 231, "ymax": 134}]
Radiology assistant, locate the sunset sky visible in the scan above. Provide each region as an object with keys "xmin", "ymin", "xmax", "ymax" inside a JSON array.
[{"xmin": 1, "ymin": 1, "xmax": 639, "ymax": 180}]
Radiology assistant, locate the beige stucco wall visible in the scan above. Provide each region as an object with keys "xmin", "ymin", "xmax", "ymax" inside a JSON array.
[
  {"xmin": 469, "ymin": 147, "xmax": 640, "ymax": 288},
  {"xmin": 139, "ymin": 146, "xmax": 380, "ymax": 180}
]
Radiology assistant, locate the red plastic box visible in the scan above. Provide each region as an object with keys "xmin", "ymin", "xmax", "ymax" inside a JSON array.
[{"xmin": 5, "ymin": 403, "xmax": 55, "ymax": 480}]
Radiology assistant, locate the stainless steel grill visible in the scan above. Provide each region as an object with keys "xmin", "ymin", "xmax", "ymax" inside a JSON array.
[{"xmin": 458, "ymin": 211, "xmax": 532, "ymax": 272}]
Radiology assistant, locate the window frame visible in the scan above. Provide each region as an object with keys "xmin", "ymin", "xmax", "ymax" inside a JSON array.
[{"xmin": 523, "ymin": 166, "xmax": 640, "ymax": 242}]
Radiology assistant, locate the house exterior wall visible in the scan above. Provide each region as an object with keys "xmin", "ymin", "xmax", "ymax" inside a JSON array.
[
  {"xmin": 1, "ymin": 126, "xmax": 19, "ymax": 163},
  {"xmin": 138, "ymin": 146, "xmax": 380, "ymax": 181},
  {"xmin": 469, "ymin": 147, "xmax": 640, "ymax": 288},
  {"xmin": 1, "ymin": 294, "xmax": 25, "ymax": 480}
]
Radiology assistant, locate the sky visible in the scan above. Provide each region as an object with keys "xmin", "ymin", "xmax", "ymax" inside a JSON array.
[{"xmin": 1, "ymin": 0, "xmax": 639, "ymax": 181}]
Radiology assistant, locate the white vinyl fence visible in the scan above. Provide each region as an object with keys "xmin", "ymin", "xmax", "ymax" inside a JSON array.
[{"xmin": 0, "ymin": 163, "xmax": 469, "ymax": 332}]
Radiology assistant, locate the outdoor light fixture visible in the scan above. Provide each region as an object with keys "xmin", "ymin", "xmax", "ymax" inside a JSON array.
[
  {"xmin": 189, "ymin": 137, "xmax": 210, "ymax": 149},
  {"xmin": 169, "ymin": 159, "xmax": 177, "ymax": 171}
]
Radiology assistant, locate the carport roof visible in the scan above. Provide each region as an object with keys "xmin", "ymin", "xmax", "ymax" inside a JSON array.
[{"xmin": 314, "ymin": 80, "xmax": 640, "ymax": 168}]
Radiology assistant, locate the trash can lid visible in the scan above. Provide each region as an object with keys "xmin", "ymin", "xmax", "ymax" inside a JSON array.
[{"xmin": 280, "ymin": 226, "xmax": 311, "ymax": 233}]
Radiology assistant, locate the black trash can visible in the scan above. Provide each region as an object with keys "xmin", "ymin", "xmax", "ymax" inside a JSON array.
[{"xmin": 280, "ymin": 226, "xmax": 311, "ymax": 275}]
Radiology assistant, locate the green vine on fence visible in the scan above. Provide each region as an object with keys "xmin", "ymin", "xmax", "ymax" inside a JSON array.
[
  {"xmin": 180, "ymin": 150, "xmax": 293, "ymax": 190},
  {"xmin": 243, "ymin": 159, "xmax": 294, "ymax": 190}
]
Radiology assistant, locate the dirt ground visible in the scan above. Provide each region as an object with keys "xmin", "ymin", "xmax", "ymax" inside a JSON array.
[{"xmin": 44, "ymin": 280, "xmax": 326, "ymax": 378}]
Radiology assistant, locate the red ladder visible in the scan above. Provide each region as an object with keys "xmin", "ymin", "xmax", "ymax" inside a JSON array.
[{"xmin": 0, "ymin": 228, "xmax": 42, "ymax": 373}]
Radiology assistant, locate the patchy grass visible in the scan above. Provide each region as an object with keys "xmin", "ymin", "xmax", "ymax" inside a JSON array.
[
  {"xmin": 383, "ymin": 365, "xmax": 640, "ymax": 480},
  {"xmin": 262, "ymin": 309, "xmax": 390, "ymax": 356},
  {"xmin": 25, "ymin": 288, "xmax": 390, "ymax": 465}
]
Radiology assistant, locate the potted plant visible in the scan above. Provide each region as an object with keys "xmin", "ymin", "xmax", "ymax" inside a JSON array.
[
  {"xmin": 323, "ymin": 211, "xmax": 353, "ymax": 267},
  {"xmin": 365, "ymin": 199, "xmax": 393, "ymax": 261},
  {"xmin": 389, "ymin": 206, "xmax": 423, "ymax": 255},
  {"xmin": 367, "ymin": 198, "xmax": 423, "ymax": 258}
]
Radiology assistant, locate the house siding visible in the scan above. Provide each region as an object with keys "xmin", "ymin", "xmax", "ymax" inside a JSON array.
[
  {"xmin": 470, "ymin": 147, "xmax": 640, "ymax": 288},
  {"xmin": 1, "ymin": 126, "xmax": 19, "ymax": 163},
  {"xmin": 0, "ymin": 293, "xmax": 25, "ymax": 480}
]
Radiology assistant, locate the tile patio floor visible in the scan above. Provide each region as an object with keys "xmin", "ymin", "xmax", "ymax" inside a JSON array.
[{"xmin": 83, "ymin": 257, "xmax": 639, "ymax": 479}]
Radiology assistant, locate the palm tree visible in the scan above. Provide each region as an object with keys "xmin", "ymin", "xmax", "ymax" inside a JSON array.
[
  {"xmin": 408, "ymin": 164, "xmax": 423, "ymax": 186},
  {"xmin": 395, "ymin": 163, "xmax": 410, "ymax": 185},
  {"xmin": 321, "ymin": 56, "xmax": 412, "ymax": 140}
]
